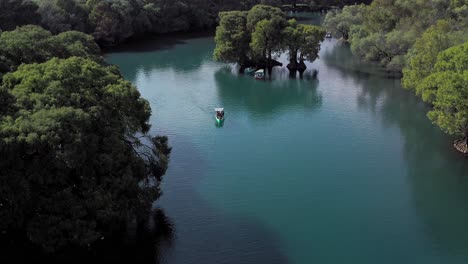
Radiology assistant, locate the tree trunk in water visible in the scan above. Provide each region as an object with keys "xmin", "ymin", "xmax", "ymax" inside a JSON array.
[
  {"xmin": 287, "ymin": 60, "xmax": 298, "ymax": 78},
  {"xmin": 287, "ymin": 50, "xmax": 298, "ymax": 78},
  {"xmin": 288, "ymin": 69, "xmax": 297, "ymax": 78},
  {"xmin": 239, "ymin": 64, "xmax": 246, "ymax": 74},
  {"xmin": 298, "ymin": 59, "xmax": 307, "ymax": 78}
]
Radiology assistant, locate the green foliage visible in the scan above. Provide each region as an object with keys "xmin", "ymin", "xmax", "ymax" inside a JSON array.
[
  {"xmin": 89, "ymin": 0, "xmax": 135, "ymax": 45},
  {"xmin": 51, "ymin": 30, "xmax": 102, "ymax": 61},
  {"xmin": 449, "ymin": 0, "xmax": 468, "ymax": 25},
  {"xmin": 282, "ymin": 19, "xmax": 302, "ymax": 62},
  {"xmin": 250, "ymin": 16, "xmax": 287, "ymax": 60},
  {"xmin": 426, "ymin": 43, "xmax": 468, "ymax": 139},
  {"xmin": 214, "ymin": 11, "xmax": 250, "ymax": 64},
  {"xmin": 323, "ymin": 4, "xmax": 366, "ymax": 40},
  {"xmin": 296, "ymin": 24, "xmax": 325, "ymax": 62},
  {"xmin": 330, "ymin": 0, "xmax": 467, "ymax": 72},
  {"xmin": 283, "ymin": 20, "xmax": 325, "ymax": 63},
  {"xmin": 1, "ymin": 0, "xmax": 375, "ymax": 47},
  {"xmin": 403, "ymin": 20, "xmax": 466, "ymax": 97},
  {"xmin": 0, "ymin": 25, "xmax": 102, "ymax": 75},
  {"xmin": 246, "ymin": 4, "xmax": 284, "ymax": 32},
  {"xmin": 214, "ymin": 4, "xmax": 325, "ymax": 72},
  {"xmin": 0, "ymin": 57, "xmax": 171, "ymax": 252},
  {"xmin": 0, "ymin": 25, "xmax": 53, "ymax": 68},
  {"xmin": 350, "ymin": 27, "xmax": 419, "ymax": 70}
]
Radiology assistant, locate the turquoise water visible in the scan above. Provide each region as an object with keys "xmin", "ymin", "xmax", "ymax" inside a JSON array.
[{"xmin": 106, "ymin": 17, "xmax": 468, "ymax": 264}]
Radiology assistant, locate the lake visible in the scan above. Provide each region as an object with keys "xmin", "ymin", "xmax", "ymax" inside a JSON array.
[{"xmin": 105, "ymin": 13, "xmax": 468, "ymax": 264}]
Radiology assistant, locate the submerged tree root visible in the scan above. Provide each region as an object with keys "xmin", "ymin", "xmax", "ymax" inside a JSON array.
[{"xmin": 454, "ymin": 138, "xmax": 468, "ymax": 154}]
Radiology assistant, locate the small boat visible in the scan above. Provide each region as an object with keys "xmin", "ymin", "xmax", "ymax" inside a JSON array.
[
  {"xmin": 254, "ymin": 69, "xmax": 265, "ymax": 80},
  {"xmin": 215, "ymin": 108, "xmax": 224, "ymax": 123},
  {"xmin": 325, "ymin": 32, "xmax": 332, "ymax": 38}
]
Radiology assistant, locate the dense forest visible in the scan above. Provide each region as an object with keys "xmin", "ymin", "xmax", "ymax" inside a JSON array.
[
  {"xmin": 0, "ymin": 1, "xmax": 173, "ymax": 256},
  {"xmin": 324, "ymin": 0, "xmax": 468, "ymax": 152},
  {"xmin": 1, "ymin": 0, "xmax": 372, "ymax": 46},
  {"xmin": 0, "ymin": 25, "xmax": 172, "ymax": 254}
]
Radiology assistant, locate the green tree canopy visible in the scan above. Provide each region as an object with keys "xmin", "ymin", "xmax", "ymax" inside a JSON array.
[
  {"xmin": 296, "ymin": 24, "xmax": 325, "ymax": 62},
  {"xmin": 214, "ymin": 11, "xmax": 250, "ymax": 65},
  {"xmin": 0, "ymin": 57, "xmax": 171, "ymax": 252},
  {"xmin": 214, "ymin": 4, "xmax": 325, "ymax": 75},
  {"xmin": 0, "ymin": 25, "xmax": 102, "ymax": 75},
  {"xmin": 0, "ymin": 25, "xmax": 53, "ymax": 68},
  {"xmin": 403, "ymin": 20, "xmax": 467, "ymax": 97},
  {"xmin": 323, "ymin": 4, "xmax": 365, "ymax": 40},
  {"xmin": 326, "ymin": 0, "xmax": 466, "ymax": 72},
  {"xmin": 282, "ymin": 19, "xmax": 325, "ymax": 74},
  {"xmin": 250, "ymin": 16, "xmax": 287, "ymax": 60},
  {"xmin": 246, "ymin": 4, "xmax": 284, "ymax": 32},
  {"xmin": 426, "ymin": 43, "xmax": 468, "ymax": 148}
]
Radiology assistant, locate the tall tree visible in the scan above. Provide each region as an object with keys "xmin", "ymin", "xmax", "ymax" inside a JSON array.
[
  {"xmin": 283, "ymin": 20, "xmax": 325, "ymax": 76},
  {"xmin": 214, "ymin": 11, "xmax": 251, "ymax": 71},
  {"xmin": 250, "ymin": 16, "xmax": 287, "ymax": 65}
]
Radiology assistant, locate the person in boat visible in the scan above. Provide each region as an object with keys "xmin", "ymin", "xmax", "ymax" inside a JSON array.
[{"xmin": 215, "ymin": 108, "xmax": 224, "ymax": 120}]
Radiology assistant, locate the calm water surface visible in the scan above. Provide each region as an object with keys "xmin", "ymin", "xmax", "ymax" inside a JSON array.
[{"xmin": 106, "ymin": 14, "xmax": 468, "ymax": 264}]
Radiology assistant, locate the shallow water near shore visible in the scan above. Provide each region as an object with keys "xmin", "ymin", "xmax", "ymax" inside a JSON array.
[{"xmin": 105, "ymin": 13, "xmax": 468, "ymax": 264}]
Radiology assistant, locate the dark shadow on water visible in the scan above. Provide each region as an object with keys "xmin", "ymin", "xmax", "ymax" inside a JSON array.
[
  {"xmin": 156, "ymin": 133, "xmax": 289, "ymax": 264},
  {"xmin": 214, "ymin": 67, "xmax": 323, "ymax": 117},
  {"xmin": 0, "ymin": 208, "xmax": 174, "ymax": 264}
]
